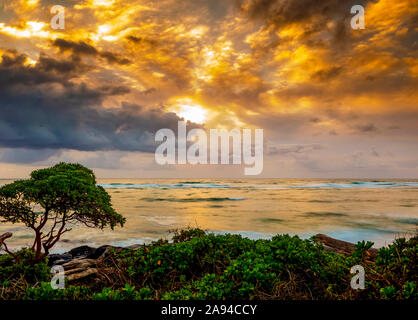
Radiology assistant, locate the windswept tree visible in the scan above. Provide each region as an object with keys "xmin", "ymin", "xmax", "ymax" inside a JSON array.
[{"xmin": 0, "ymin": 163, "xmax": 125, "ymax": 262}]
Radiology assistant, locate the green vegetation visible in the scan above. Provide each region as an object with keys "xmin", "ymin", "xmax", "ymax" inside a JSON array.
[
  {"xmin": 0, "ymin": 163, "xmax": 125, "ymax": 262},
  {"xmin": 0, "ymin": 229, "xmax": 416, "ymax": 300},
  {"xmin": 0, "ymin": 248, "xmax": 50, "ymax": 287}
]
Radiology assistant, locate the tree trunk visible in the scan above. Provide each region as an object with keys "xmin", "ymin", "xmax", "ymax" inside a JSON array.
[
  {"xmin": 0, "ymin": 232, "xmax": 12, "ymax": 246},
  {"xmin": 34, "ymin": 230, "xmax": 44, "ymax": 261}
]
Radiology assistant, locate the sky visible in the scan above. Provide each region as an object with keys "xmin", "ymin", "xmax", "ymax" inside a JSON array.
[{"xmin": 0, "ymin": 0, "xmax": 417, "ymax": 178}]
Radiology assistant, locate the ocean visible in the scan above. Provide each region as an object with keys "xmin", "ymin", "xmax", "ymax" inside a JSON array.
[{"xmin": 1, "ymin": 179, "xmax": 417, "ymax": 253}]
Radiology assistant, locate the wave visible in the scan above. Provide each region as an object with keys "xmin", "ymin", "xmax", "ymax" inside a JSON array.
[
  {"xmin": 212, "ymin": 230, "xmax": 274, "ymax": 240},
  {"xmin": 99, "ymin": 181, "xmax": 418, "ymax": 190},
  {"xmin": 141, "ymin": 197, "xmax": 245, "ymax": 202},
  {"xmin": 394, "ymin": 218, "xmax": 418, "ymax": 225},
  {"xmin": 257, "ymin": 181, "xmax": 418, "ymax": 189},
  {"xmin": 99, "ymin": 183, "xmax": 232, "ymax": 189},
  {"xmin": 303, "ymin": 211, "xmax": 348, "ymax": 217}
]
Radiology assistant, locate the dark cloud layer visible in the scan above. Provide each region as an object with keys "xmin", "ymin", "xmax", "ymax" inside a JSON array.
[
  {"xmin": 0, "ymin": 50, "xmax": 191, "ymax": 155},
  {"xmin": 239, "ymin": 0, "xmax": 374, "ymax": 42},
  {"xmin": 0, "ymin": 148, "xmax": 60, "ymax": 163},
  {"xmin": 53, "ymin": 38, "xmax": 131, "ymax": 65}
]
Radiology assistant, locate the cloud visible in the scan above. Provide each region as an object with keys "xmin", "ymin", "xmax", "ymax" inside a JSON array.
[
  {"xmin": 0, "ymin": 50, "xmax": 197, "ymax": 156},
  {"xmin": 355, "ymin": 123, "xmax": 378, "ymax": 133},
  {"xmin": 311, "ymin": 66, "xmax": 343, "ymax": 82},
  {"xmin": 0, "ymin": 148, "xmax": 61, "ymax": 164},
  {"xmin": 0, "ymin": 0, "xmax": 417, "ymax": 177},
  {"xmin": 53, "ymin": 38, "xmax": 98, "ymax": 55},
  {"xmin": 267, "ymin": 144, "xmax": 324, "ymax": 156},
  {"xmin": 0, "ymin": 50, "xmax": 88, "ymax": 87},
  {"xmin": 238, "ymin": 0, "xmax": 374, "ymax": 42},
  {"xmin": 52, "ymin": 38, "xmax": 131, "ymax": 65}
]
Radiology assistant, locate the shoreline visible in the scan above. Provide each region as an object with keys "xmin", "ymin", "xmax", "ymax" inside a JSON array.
[{"xmin": 3, "ymin": 227, "xmax": 414, "ymax": 255}]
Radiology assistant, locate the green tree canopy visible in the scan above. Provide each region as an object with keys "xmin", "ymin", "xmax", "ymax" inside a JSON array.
[{"xmin": 0, "ymin": 163, "xmax": 125, "ymax": 261}]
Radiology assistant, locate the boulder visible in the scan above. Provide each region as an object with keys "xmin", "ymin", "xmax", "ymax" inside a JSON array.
[
  {"xmin": 66, "ymin": 268, "xmax": 99, "ymax": 282},
  {"xmin": 87, "ymin": 245, "xmax": 119, "ymax": 259},
  {"xmin": 62, "ymin": 258, "xmax": 97, "ymax": 270},
  {"xmin": 69, "ymin": 245, "xmax": 97, "ymax": 259},
  {"xmin": 48, "ymin": 253, "xmax": 73, "ymax": 266}
]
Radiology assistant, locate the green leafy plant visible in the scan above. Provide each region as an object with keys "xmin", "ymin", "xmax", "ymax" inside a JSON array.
[
  {"xmin": 0, "ymin": 163, "xmax": 125, "ymax": 262},
  {"xmin": 1, "ymin": 228, "xmax": 416, "ymax": 300},
  {"xmin": 24, "ymin": 282, "xmax": 92, "ymax": 300},
  {"xmin": 0, "ymin": 248, "xmax": 50, "ymax": 285}
]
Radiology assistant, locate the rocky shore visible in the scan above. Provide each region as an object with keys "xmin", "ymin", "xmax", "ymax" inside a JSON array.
[{"xmin": 48, "ymin": 243, "xmax": 143, "ymax": 283}]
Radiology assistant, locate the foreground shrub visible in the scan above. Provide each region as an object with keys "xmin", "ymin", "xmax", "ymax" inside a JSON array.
[
  {"xmin": 24, "ymin": 282, "xmax": 92, "ymax": 300},
  {"xmin": 0, "ymin": 248, "xmax": 50, "ymax": 286},
  {"xmin": 1, "ymin": 229, "xmax": 416, "ymax": 300},
  {"xmin": 356, "ymin": 236, "xmax": 417, "ymax": 300}
]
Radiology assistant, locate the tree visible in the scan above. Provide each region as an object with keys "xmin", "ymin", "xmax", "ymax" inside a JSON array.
[{"xmin": 0, "ymin": 163, "xmax": 125, "ymax": 262}]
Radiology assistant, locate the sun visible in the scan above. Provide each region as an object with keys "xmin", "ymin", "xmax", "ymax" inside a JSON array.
[{"xmin": 171, "ymin": 98, "xmax": 208, "ymax": 124}]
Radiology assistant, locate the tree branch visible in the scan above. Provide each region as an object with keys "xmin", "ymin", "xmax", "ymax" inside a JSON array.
[{"xmin": 0, "ymin": 233, "xmax": 17, "ymax": 260}]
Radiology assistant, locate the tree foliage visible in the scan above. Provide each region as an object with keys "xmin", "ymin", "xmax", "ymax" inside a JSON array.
[{"xmin": 0, "ymin": 163, "xmax": 125, "ymax": 261}]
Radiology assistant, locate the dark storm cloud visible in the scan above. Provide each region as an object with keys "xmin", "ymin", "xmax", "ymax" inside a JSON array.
[
  {"xmin": 239, "ymin": 0, "xmax": 372, "ymax": 29},
  {"xmin": 0, "ymin": 50, "xmax": 196, "ymax": 155},
  {"xmin": 311, "ymin": 66, "xmax": 343, "ymax": 82},
  {"xmin": 53, "ymin": 38, "xmax": 98, "ymax": 55},
  {"xmin": 238, "ymin": 0, "xmax": 379, "ymax": 50},
  {"xmin": 126, "ymin": 35, "xmax": 158, "ymax": 48},
  {"xmin": 37, "ymin": 54, "xmax": 92, "ymax": 74},
  {"xmin": 52, "ymin": 38, "xmax": 131, "ymax": 65},
  {"xmin": 99, "ymin": 51, "xmax": 131, "ymax": 65},
  {"xmin": 0, "ymin": 148, "xmax": 60, "ymax": 163},
  {"xmin": 0, "ymin": 50, "xmax": 84, "ymax": 88}
]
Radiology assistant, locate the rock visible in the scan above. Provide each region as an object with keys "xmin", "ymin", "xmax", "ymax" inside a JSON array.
[
  {"xmin": 87, "ymin": 245, "xmax": 118, "ymax": 260},
  {"xmin": 66, "ymin": 268, "xmax": 99, "ymax": 282},
  {"xmin": 48, "ymin": 244, "xmax": 119, "ymax": 267},
  {"xmin": 65, "ymin": 267, "xmax": 95, "ymax": 276},
  {"xmin": 314, "ymin": 234, "xmax": 378, "ymax": 258},
  {"xmin": 69, "ymin": 245, "xmax": 97, "ymax": 259},
  {"xmin": 48, "ymin": 253, "xmax": 73, "ymax": 266},
  {"xmin": 62, "ymin": 258, "xmax": 97, "ymax": 270}
]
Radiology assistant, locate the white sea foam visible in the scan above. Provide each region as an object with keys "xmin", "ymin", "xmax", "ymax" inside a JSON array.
[{"xmin": 98, "ymin": 181, "xmax": 418, "ymax": 190}]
